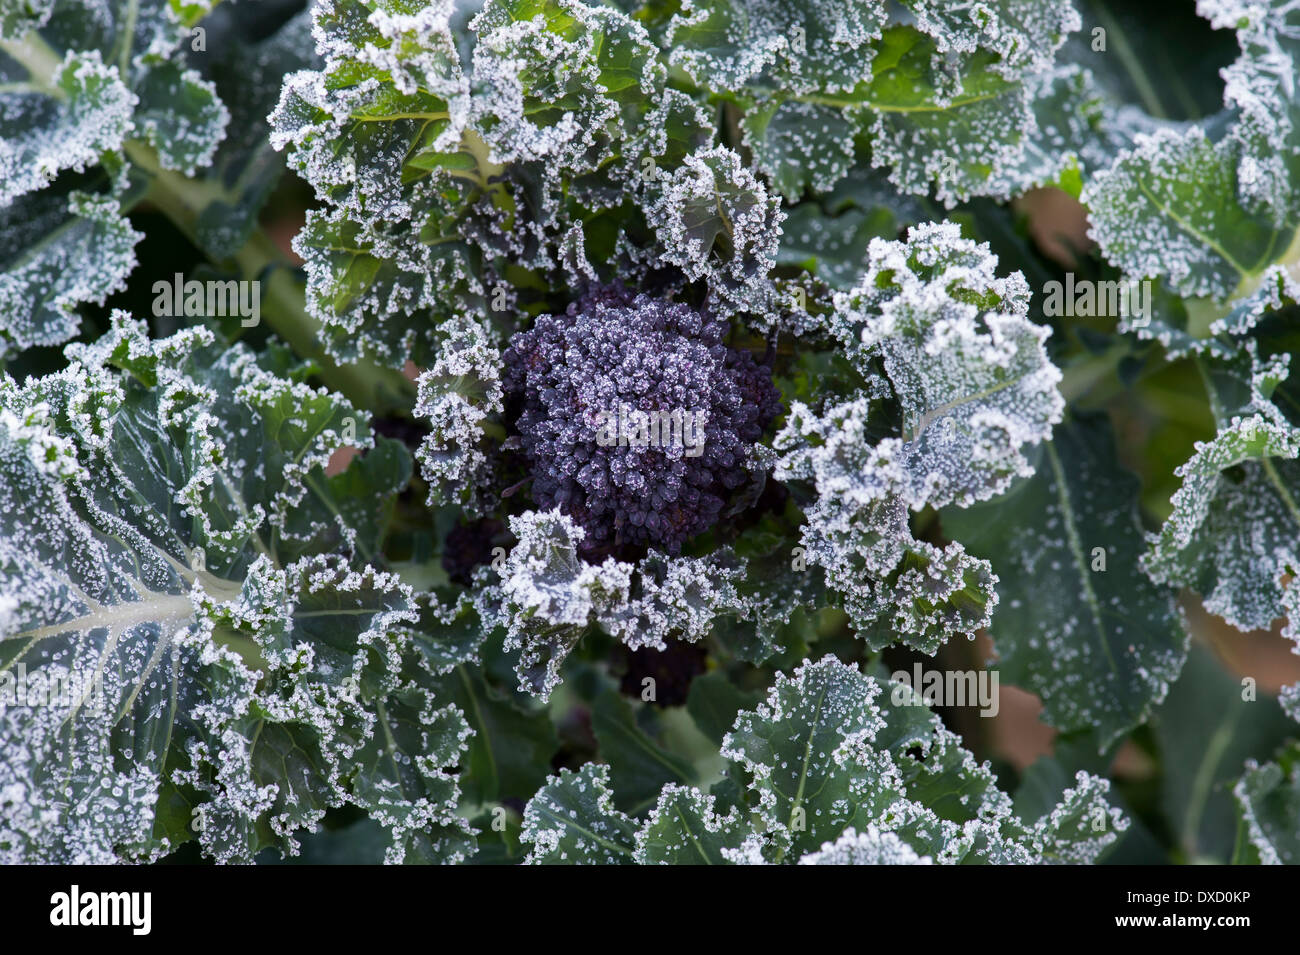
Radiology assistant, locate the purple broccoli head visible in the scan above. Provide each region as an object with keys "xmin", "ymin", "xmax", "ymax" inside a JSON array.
[{"xmin": 503, "ymin": 289, "xmax": 780, "ymax": 553}]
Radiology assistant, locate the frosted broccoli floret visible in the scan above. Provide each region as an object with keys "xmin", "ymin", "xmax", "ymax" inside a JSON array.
[{"xmin": 503, "ymin": 288, "xmax": 780, "ymax": 553}]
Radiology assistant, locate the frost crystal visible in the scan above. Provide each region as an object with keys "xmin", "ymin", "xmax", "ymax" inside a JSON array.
[
  {"xmin": 828, "ymin": 222, "xmax": 1063, "ymax": 509},
  {"xmin": 1232, "ymin": 743, "xmax": 1300, "ymax": 866},
  {"xmin": 478, "ymin": 510, "xmax": 633, "ymax": 699}
]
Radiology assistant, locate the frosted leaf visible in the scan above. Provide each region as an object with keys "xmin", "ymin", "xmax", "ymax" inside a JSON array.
[
  {"xmin": 741, "ymin": 98, "xmax": 856, "ymax": 203},
  {"xmin": 1030, "ymin": 770, "xmax": 1129, "ymax": 864},
  {"xmin": 797, "ymin": 826, "xmax": 933, "ymax": 865},
  {"xmin": 852, "ymin": 11, "xmax": 1080, "ymax": 205},
  {"xmin": 828, "ymin": 222, "xmax": 1063, "ymax": 509},
  {"xmin": 772, "ymin": 223, "xmax": 1061, "ymax": 651},
  {"xmin": 944, "ymin": 414, "xmax": 1189, "ymax": 750},
  {"xmin": 478, "ymin": 509, "xmax": 633, "ymax": 700},
  {"xmin": 292, "ymin": 204, "xmax": 487, "ymax": 368},
  {"xmin": 980, "ymin": 64, "xmax": 1110, "ymax": 198},
  {"xmin": 788, "ymin": 448, "xmax": 998, "ymax": 652},
  {"xmin": 860, "ymin": 73, "xmax": 1033, "ymax": 208},
  {"xmin": 1232, "ymin": 743, "xmax": 1300, "ymax": 865},
  {"xmin": 0, "ymin": 317, "xmax": 468, "ymax": 863},
  {"xmin": 633, "ymin": 784, "xmax": 746, "ymax": 864},
  {"xmin": 520, "ymin": 763, "xmax": 637, "ymax": 864},
  {"xmin": 0, "ymin": 191, "xmax": 141, "ymax": 360},
  {"xmin": 0, "ymin": 0, "xmax": 53, "ymax": 39},
  {"xmin": 660, "ymin": 0, "xmax": 1078, "ymax": 201},
  {"xmin": 718, "ymin": 655, "xmax": 898, "ymax": 863},
  {"xmin": 537, "ymin": 656, "xmax": 1127, "ymax": 864},
  {"xmin": 1280, "ymin": 682, "xmax": 1300, "ymax": 723},
  {"xmin": 1214, "ymin": 266, "xmax": 1300, "ymax": 341},
  {"xmin": 413, "ymin": 318, "xmax": 504, "ymax": 514},
  {"xmin": 478, "ymin": 514, "xmax": 784, "ymax": 697},
  {"xmin": 130, "ymin": 60, "xmax": 229, "ymax": 175},
  {"xmin": 0, "ymin": 50, "xmax": 136, "ymax": 207},
  {"xmin": 664, "ymin": 0, "xmax": 887, "ymax": 96},
  {"xmin": 1143, "ymin": 350, "xmax": 1300, "ymax": 631},
  {"xmin": 470, "ymin": 0, "xmax": 664, "ymax": 171},
  {"xmin": 1085, "ymin": 127, "xmax": 1282, "ymax": 302},
  {"xmin": 601, "ymin": 553, "xmax": 746, "ymax": 651},
  {"xmin": 0, "ymin": 0, "xmax": 260, "ymax": 357},
  {"xmin": 1085, "ymin": 2, "xmax": 1300, "ymax": 336},
  {"xmin": 775, "ymin": 400, "xmax": 996, "ymax": 651},
  {"xmin": 273, "ymin": 0, "xmax": 726, "ymax": 368},
  {"xmin": 644, "ymin": 146, "xmax": 784, "ymax": 316},
  {"xmin": 347, "ymin": 687, "xmax": 476, "ymax": 865},
  {"xmin": 905, "ymin": 0, "xmax": 1081, "ymax": 80}
]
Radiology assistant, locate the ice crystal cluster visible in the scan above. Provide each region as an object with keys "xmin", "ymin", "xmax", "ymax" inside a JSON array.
[{"xmin": 2, "ymin": 0, "xmax": 1299, "ymax": 868}]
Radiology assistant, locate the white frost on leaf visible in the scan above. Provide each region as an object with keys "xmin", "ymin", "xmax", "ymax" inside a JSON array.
[
  {"xmin": 828, "ymin": 222, "xmax": 1063, "ymax": 509},
  {"xmin": 797, "ymin": 826, "xmax": 933, "ymax": 865},
  {"xmin": 775, "ymin": 223, "xmax": 1063, "ymax": 650},
  {"xmin": 522, "ymin": 656, "xmax": 1126, "ymax": 864},
  {"xmin": 645, "ymin": 146, "xmax": 784, "ymax": 317},
  {"xmin": 1231, "ymin": 743, "xmax": 1300, "ymax": 865},
  {"xmin": 1143, "ymin": 354, "xmax": 1300, "ymax": 632},
  {"xmin": 0, "ymin": 317, "xmax": 470, "ymax": 864},
  {"xmin": 479, "ymin": 509, "xmax": 633, "ymax": 700},
  {"xmin": 414, "ymin": 318, "xmax": 504, "ymax": 515},
  {"xmin": 0, "ymin": 50, "xmax": 136, "ymax": 207}
]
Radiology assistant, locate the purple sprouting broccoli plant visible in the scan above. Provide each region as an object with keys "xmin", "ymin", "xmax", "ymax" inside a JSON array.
[
  {"xmin": 503, "ymin": 288, "xmax": 781, "ymax": 554},
  {"xmin": 10, "ymin": 0, "xmax": 1300, "ymax": 870}
]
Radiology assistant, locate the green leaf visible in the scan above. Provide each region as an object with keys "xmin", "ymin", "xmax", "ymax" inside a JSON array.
[
  {"xmin": 1233, "ymin": 741, "xmax": 1300, "ymax": 865},
  {"xmin": 440, "ymin": 662, "xmax": 558, "ymax": 805},
  {"xmin": 740, "ymin": 97, "xmax": 855, "ymax": 202},
  {"xmin": 189, "ymin": 6, "xmax": 320, "ymax": 260},
  {"xmin": 664, "ymin": 1, "xmax": 1078, "ymax": 203},
  {"xmin": 0, "ymin": 189, "xmax": 141, "ymax": 361},
  {"xmin": 0, "ymin": 0, "xmax": 237, "ymax": 356},
  {"xmin": 944, "ymin": 413, "xmax": 1188, "ymax": 749},
  {"xmin": 1143, "ymin": 369, "xmax": 1300, "ymax": 633},
  {"xmin": 0, "ymin": 318, "xmax": 467, "ymax": 863},
  {"xmin": 591, "ymin": 687, "xmax": 694, "ymax": 814},
  {"xmin": 1084, "ymin": 3, "xmax": 1300, "ymax": 350},
  {"xmin": 775, "ymin": 223, "xmax": 1062, "ymax": 651},
  {"xmin": 1154, "ymin": 646, "xmax": 1297, "ymax": 864},
  {"xmin": 634, "ymin": 784, "xmax": 745, "ymax": 864},
  {"xmin": 686, "ymin": 670, "xmax": 761, "ymax": 745},
  {"xmin": 131, "ymin": 59, "xmax": 228, "ymax": 175},
  {"xmin": 829, "ymin": 222, "xmax": 1064, "ymax": 509},
  {"xmin": 564, "ymin": 655, "xmax": 1128, "ymax": 864},
  {"xmin": 0, "ymin": 48, "xmax": 135, "ymax": 206},
  {"xmin": 520, "ymin": 763, "xmax": 638, "ymax": 863}
]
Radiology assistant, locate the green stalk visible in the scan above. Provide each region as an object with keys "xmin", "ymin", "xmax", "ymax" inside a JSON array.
[{"xmin": 129, "ymin": 142, "xmax": 414, "ymax": 411}]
